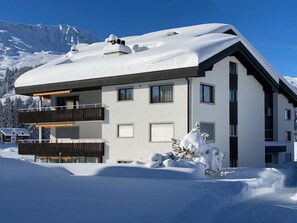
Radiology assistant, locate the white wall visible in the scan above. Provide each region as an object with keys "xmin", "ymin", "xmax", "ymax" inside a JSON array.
[
  {"xmin": 191, "ymin": 58, "xmax": 229, "ymax": 167},
  {"xmin": 192, "ymin": 56, "xmax": 265, "ymax": 167},
  {"xmin": 275, "ymin": 93, "xmax": 295, "ymax": 163},
  {"xmin": 101, "ymin": 79, "xmax": 188, "ymax": 163},
  {"xmin": 236, "ymin": 57, "xmax": 264, "ymax": 167}
]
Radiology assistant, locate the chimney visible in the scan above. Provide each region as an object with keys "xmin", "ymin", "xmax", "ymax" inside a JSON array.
[{"xmin": 103, "ymin": 34, "xmax": 131, "ymax": 57}]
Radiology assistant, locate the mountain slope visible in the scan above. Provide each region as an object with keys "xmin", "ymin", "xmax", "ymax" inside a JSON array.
[{"xmin": 0, "ymin": 20, "xmax": 99, "ymax": 79}]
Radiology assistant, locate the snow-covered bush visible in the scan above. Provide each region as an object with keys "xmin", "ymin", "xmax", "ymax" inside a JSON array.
[{"xmin": 148, "ymin": 123, "xmax": 224, "ymax": 175}]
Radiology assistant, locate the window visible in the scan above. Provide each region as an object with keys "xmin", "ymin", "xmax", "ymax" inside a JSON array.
[
  {"xmin": 230, "ymin": 160, "xmax": 237, "ymax": 167},
  {"xmin": 118, "ymin": 88, "xmax": 133, "ymax": 101},
  {"xmin": 230, "ymin": 125, "xmax": 237, "ymax": 136},
  {"xmin": 57, "ymin": 96, "xmax": 79, "ymax": 109},
  {"xmin": 285, "ymin": 109, "xmax": 291, "ymax": 120},
  {"xmin": 200, "ymin": 84, "xmax": 214, "ymax": 103},
  {"xmin": 265, "ymin": 107, "xmax": 272, "ymax": 116},
  {"xmin": 150, "ymin": 123, "xmax": 173, "ymax": 142},
  {"xmin": 118, "ymin": 124, "xmax": 134, "ymax": 138},
  {"xmin": 229, "ymin": 62, "xmax": 237, "ymax": 74},
  {"xmin": 284, "ymin": 131, "xmax": 291, "ymax": 142},
  {"xmin": 229, "ymin": 90, "xmax": 237, "ymax": 102},
  {"xmin": 265, "ymin": 154, "xmax": 272, "ymax": 163},
  {"xmin": 285, "ymin": 153, "xmax": 292, "ymax": 162},
  {"xmin": 200, "ymin": 122, "xmax": 215, "ymax": 141},
  {"xmin": 150, "ymin": 85, "xmax": 173, "ymax": 103}
]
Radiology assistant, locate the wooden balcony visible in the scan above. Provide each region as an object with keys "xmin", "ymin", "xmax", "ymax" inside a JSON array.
[
  {"xmin": 19, "ymin": 105, "xmax": 105, "ymax": 124},
  {"xmin": 18, "ymin": 141, "xmax": 104, "ymax": 158}
]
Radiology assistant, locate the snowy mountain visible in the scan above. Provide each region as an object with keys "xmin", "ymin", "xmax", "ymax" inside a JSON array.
[{"xmin": 0, "ymin": 20, "xmax": 99, "ymax": 79}]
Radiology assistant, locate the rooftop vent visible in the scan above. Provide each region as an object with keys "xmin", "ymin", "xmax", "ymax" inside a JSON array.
[{"xmin": 103, "ymin": 34, "xmax": 131, "ymax": 57}]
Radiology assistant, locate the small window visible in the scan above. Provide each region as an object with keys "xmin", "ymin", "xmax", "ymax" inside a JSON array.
[
  {"xmin": 285, "ymin": 109, "xmax": 291, "ymax": 120},
  {"xmin": 230, "ymin": 125, "xmax": 237, "ymax": 136},
  {"xmin": 265, "ymin": 107, "xmax": 272, "ymax": 116},
  {"xmin": 229, "ymin": 62, "xmax": 237, "ymax": 75},
  {"xmin": 200, "ymin": 122, "xmax": 215, "ymax": 141},
  {"xmin": 284, "ymin": 131, "xmax": 291, "ymax": 142},
  {"xmin": 150, "ymin": 85, "xmax": 173, "ymax": 103},
  {"xmin": 150, "ymin": 123, "xmax": 173, "ymax": 142},
  {"xmin": 200, "ymin": 84, "xmax": 214, "ymax": 103},
  {"xmin": 229, "ymin": 90, "xmax": 237, "ymax": 102},
  {"xmin": 230, "ymin": 159, "xmax": 237, "ymax": 167},
  {"xmin": 285, "ymin": 153, "xmax": 292, "ymax": 162},
  {"xmin": 265, "ymin": 154, "xmax": 272, "ymax": 163},
  {"xmin": 118, "ymin": 124, "xmax": 134, "ymax": 138},
  {"xmin": 118, "ymin": 88, "xmax": 133, "ymax": 101}
]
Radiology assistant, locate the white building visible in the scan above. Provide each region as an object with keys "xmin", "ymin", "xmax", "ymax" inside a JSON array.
[{"xmin": 15, "ymin": 23, "xmax": 297, "ymax": 166}]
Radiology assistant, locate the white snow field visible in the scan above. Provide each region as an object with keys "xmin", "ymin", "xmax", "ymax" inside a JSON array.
[{"xmin": 0, "ymin": 157, "xmax": 296, "ymax": 223}]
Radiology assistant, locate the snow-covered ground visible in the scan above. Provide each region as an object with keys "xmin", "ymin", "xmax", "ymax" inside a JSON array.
[{"xmin": 0, "ymin": 156, "xmax": 296, "ymax": 223}]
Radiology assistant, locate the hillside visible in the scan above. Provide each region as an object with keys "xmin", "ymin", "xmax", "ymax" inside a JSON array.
[{"xmin": 0, "ymin": 20, "xmax": 99, "ymax": 96}]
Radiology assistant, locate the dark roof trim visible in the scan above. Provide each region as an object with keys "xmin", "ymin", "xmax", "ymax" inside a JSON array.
[
  {"xmin": 198, "ymin": 42, "xmax": 279, "ymax": 92},
  {"xmin": 279, "ymin": 79, "xmax": 297, "ymax": 107},
  {"xmin": 15, "ymin": 67, "xmax": 198, "ymax": 95}
]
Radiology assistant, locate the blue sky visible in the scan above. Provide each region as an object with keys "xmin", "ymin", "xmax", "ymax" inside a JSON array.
[{"xmin": 0, "ymin": 0, "xmax": 297, "ymax": 76}]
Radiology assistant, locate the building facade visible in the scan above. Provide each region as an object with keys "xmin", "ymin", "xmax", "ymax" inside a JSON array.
[{"xmin": 15, "ymin": 24, "xmax": 297, "ymax": 166}]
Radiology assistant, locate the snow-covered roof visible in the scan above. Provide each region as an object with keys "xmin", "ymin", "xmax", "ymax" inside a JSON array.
[
  {"xmin": 14, "ymin": 23, "xmax": 297, "ymax": 101},
  {"xmin": 0, "ymin": 128, "xmax": 30, "ymax": 137},
  {"xmin": 0, "ymin": 128, "xmax": 15, "ymax": 136},
  {"xmin": 13, "ymin": 128, "xmax": 30, "ymax": 137}
]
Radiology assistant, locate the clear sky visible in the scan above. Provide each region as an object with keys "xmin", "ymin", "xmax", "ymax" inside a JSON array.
[{"xmin": 0, "ymin": 0, "xmax": 297, "ymax": 77}]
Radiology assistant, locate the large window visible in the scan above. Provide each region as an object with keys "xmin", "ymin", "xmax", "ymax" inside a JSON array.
[
  {"xmin": 150, "ymin": 85, "xmax": 173, "ymax": 103},
  {"xmin": 285, "ymin": 109, "xmax": 291, "ymax": 120},
  {"xmin": 150, "ymin": 123, "xmax": 173, "ymax": 142},
  {"xmin": 118, "ymin": 124, "xmax": 134, "ymax": 138},
  {"xmin": 284, "ymin": 131, "xmax": 291, "ymax": 142},
  {"xmin": 200, "ymin": 84, "xmax": 214, "ymax": 103},
  {"xmin": 200, "ymin": 122, "xmax": 215, "ymax": 141},
  {"xmin": 118, "ymin": 88, "xmax": 133, "ymax": 101}
]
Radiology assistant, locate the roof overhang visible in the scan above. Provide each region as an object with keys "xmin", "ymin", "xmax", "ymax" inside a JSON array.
[
  {"xmin": 197, "ymin": 42, "xmax": 279, "ymax": 92},
  {"xmin": 15, "ymin": 66, "xmax": 198, "ymax": 96}
]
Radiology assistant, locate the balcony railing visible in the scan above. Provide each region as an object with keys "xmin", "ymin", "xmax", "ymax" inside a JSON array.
[
  {"xmin": 18, "ymin": 103, "xmax": 105, "ymax": 124},
  {"xmin": 18, "ymin": 139, "xmax": 105, "ymax": 158}
]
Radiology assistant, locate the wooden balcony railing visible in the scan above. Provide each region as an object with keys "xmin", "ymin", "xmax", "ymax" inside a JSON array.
[
  {"xmin": 18, "ymin": 141, "xmax": 104, "ymax": 157},
  {"xmin": 18, "ymin": 104, "xmax": 105, "ymax": 124}
]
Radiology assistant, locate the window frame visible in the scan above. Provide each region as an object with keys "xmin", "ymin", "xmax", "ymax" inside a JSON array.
[
  {"xmin": 200, "ymin": 83, "xmax": 214, "ymax": 104},
  {"xmin": 149, "ymin": 123, "xmax": 174, "ymax": 143},
  {"xmin": 200, "ymin": 122, "xmax": 215, "ymax": 142},
  {"xmin": 117, "ymin": 124, "xmax": 134, "ymax": 138},
  {"xmin": 150, "ymin": 84, "xmax": 174, "ymax": 103},
  {"xmin": 118, "ymin": 87, "xmax": 134, "ymax": 101}
]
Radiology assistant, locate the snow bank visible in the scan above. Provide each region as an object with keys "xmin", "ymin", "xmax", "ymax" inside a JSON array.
[
  {"xmin": 41, "ymin": 163, "xmax": 207, "ymax": 180},
  {"xmin": 0, "ymin": 157, "xmax": 71, "ymax": 182}
]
